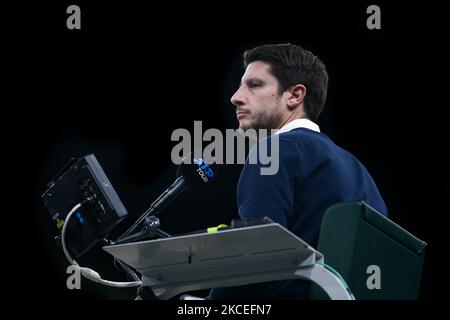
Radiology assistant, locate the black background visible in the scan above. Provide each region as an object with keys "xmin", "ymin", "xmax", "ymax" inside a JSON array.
[{"xmin": 3, "ymin": 0, "xmax": 447, "ymax": 303}]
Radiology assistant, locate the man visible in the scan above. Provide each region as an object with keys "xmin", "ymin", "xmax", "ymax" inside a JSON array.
[{"xmin": 208, "ymin": 43, "xmax": 388, "ymax": 299}]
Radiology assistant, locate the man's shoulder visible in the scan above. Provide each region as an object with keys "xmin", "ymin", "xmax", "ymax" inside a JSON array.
[
  {"xmin": 251, "ymin": 128, "xmax": 333, "ymax": 166},
  {"xmin": 274, "ymin": 128, "xmax": 356, "ymax": 162}
]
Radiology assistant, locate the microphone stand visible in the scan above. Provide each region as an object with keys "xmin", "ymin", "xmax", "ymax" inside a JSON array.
[
  {"xmin": 115, "ymin": 176, "xmax": 187, "ymax": 244},
  {"xmin": 109, "ymin": 177, "xmax": 184, "ymax": 299},
  {"xmin": 111, "ymin": 178, "xmax": 188, "ymax": 300},
  {"xmin": 113, "ymin": 216, "xmax": 171, "ymax": 245}
]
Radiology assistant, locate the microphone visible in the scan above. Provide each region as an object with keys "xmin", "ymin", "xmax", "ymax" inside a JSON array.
[
  {"xmin": 177, "ymin": 157, "xmax": 217, "ymax": 188},
  {"xmin": 116, "ymin": 155, "xmax": 217, "ymax": 241}
]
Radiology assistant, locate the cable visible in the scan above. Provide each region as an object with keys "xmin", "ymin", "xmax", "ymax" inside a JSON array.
[
  {"xmin": 315, "ymin": 261, "xmax": 356, "ymax": 300},
  {"xmin": 61, "ymin": 201, "xmax": 142, "ymax": 288},
  {"xmin": 61, "ymin": 202, "xmax": 82, "ymax": 265}
]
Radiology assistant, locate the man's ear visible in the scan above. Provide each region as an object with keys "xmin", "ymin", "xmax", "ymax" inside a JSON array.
[{"xmin": 286, "ymin": 84, "xmax": 306, "ymax": 110}]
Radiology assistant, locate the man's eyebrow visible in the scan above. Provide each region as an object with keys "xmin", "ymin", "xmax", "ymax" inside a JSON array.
[{"xmin": 239, "ymin": 77, "xmax": 265, "ymax": 86}]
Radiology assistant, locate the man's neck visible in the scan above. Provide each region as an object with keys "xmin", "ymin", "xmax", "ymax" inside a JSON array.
[{"xmin": 277, "ymin": 112, "xmax": 307, "ymax": 130}]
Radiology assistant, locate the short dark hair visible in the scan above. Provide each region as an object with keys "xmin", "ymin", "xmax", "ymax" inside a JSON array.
[{"xmin": 243, "ymin": 43, "xmax": 328, "ymax": 122}]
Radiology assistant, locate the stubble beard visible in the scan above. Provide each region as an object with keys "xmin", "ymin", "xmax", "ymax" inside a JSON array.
[{"xmin": 239, "ymin": 104, "xmax": 283, "ymax": 138}]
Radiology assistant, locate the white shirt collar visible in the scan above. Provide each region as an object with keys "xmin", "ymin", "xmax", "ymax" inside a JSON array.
[{"xmin": 275, "ymin": 118, "xmax": 321, "ymax": 135}]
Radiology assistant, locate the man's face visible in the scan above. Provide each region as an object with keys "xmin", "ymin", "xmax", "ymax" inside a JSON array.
[{"xmin": 231, "ymin": 61, "xmax": 287, "ymax": 131}]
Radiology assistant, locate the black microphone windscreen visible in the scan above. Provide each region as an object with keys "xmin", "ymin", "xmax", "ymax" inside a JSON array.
[{"xmin": 177, "ymin": 156, "xmax": 218, "ymax": 188}]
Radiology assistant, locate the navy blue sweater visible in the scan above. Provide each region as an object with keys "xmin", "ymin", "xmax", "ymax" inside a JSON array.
[{"xmin": 209, "ymin": 128, "xmax": 388, "ymax": 300}]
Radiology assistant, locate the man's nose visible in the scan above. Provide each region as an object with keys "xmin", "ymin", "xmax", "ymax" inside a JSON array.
[{"xmin": 231, "ymin": 87, "xmax": 245, "ymax": 108}]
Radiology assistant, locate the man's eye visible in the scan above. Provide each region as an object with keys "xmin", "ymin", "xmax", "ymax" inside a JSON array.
[{"xmin": 249, "ymin": 81, "xmax": 261, "ymax": 88}]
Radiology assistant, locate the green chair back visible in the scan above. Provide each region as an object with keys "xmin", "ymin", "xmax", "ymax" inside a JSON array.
[{"xmin": 310, "ymin": 202, "xmax": 427, "ymax": 300}]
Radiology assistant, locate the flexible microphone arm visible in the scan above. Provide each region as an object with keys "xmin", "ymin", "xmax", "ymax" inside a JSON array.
[
  {"xmin": 115, "ymin": 155, "xmax": 217, "ymax": 243},
  {"xmin": 116, "ymin": 176, "xmax": 188, "ymax": 242}
]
